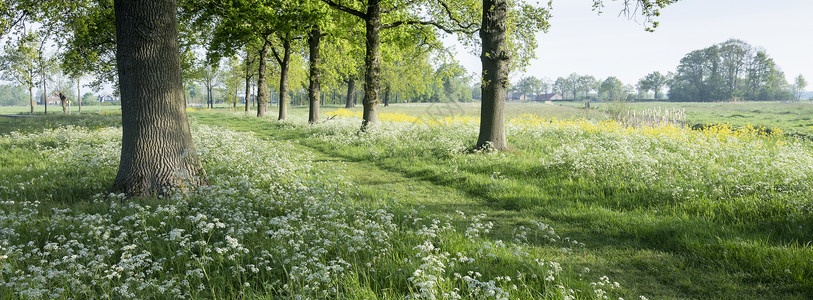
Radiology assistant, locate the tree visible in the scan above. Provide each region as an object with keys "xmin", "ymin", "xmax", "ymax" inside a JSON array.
[
  {"xmin": 200, "ymin": 63, "xmax": 220, "ymax": 109},
  {"xmin": 565, "ymin": 73, "xmax": 581, "ymax": 100},
  {"xmin": 0, "ymin": 84, "xmax": 28, "ymax": 106},
  {"xmin": 533, "ymin": 77, "xmax": 552, "ymax": 96},
  {"xmin": 639, "ymin": 71, "xmax": 669, "ymax": 99},
  {"xmin": 576, "ymin": 75, "xmax": 597, "ymax": 99},
  {"xmin": 476, "ymin": 0, "xmax": 511, "ymax": 149},
  {"xmin": 476, "ymin": 0, "xmax": 677, "ymax": 149},
  {"xmin": 321, "ymin": 0, "xmax": 402, "ymax": 129},
  {"xmin": 794, "ymin": 75, "xmax": 807, "ymax": 101},
  {"xmin": 0, "ymin": 29, "xmax": 39, "ymax": 114},
  {"xmin": 32, "ymin": 29, "xmax": 55, "ymax": 114},
  {"xmin": 599, "ymin": 76, "xmax": 625, "ymax": 101},
  {"xmin": 49, "ymin": 64, "xmax": 75, "ymax": 114},
  {"xmin": 56, "ymin": 0, "xmax": 118, "ymax": 92},
  {"xmin": 0, "ymin": 0, "xmax": 40, "ymax": 38},
  {"xmin": 221, "ymin": 55, "xmax": 243, "ymax": 109},
  {"xmin": 321, "ymin": 0, "xmax": 487, "ymax": 131},
  {"xmin": 553, "ymin": 77, "xmax": 570, "ymax": 99},
  {"xmin": 669, "ymin": 40, "xmax": 792, "ymax": 101},
  {"xmin": 241, "ymin": 45, "xmax": 259, "ymax": 112},
  {"xmin": 112, "ymin": 0, "xmax": 206, "ymax": 196},
  {"xmin": 270, "ymin": 33, "xmax": 296, "ymax": 120},
  {"xmin": 307, "ymin": 27, "xmax": 324, "ymax": 123},
  {"xmin": 512, "ymin": 76, "xmax": 542, "ymax": 100}
]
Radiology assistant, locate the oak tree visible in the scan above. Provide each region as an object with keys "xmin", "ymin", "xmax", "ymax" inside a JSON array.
[{"xmin": 112, "ymin": 0, "xmax": 206, "ymax": 196}]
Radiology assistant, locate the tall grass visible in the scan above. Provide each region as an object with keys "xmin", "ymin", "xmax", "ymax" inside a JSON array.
[
  {"xmin": 192, "ymin": 109, "xmax": 813, "ymax": 298},
  {"xmin": 1, "ymin": 120, "xmax": 637, "ymax": 299}
]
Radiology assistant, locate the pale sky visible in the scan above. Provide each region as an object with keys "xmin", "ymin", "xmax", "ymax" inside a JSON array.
[{"xmin": 449, "ymin": 0, "xmax": 813, "ymax": 88}]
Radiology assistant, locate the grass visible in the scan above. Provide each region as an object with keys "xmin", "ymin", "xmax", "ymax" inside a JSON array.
[
  {"xmin": 579, "ymin": 100, "xmax": 813, "ymax": 137},
  {"xmin": 0, "ymin": 102, "xmax": 811, "ymax": 299},
  {"xmin": 0, "ymin": 104, "xmax": 123, "ymax": 115},
  {"xmin": 192, "ymin": 106, "xmax": 813, "ymax": 298}
]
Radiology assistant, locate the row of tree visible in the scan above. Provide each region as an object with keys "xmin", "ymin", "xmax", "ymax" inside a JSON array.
[
  {"xmin": 669, "ymin": 39, "xmax": 803, "ymax": 102},
  {"xmin": 508, "ymin": 40, "xmax": 809, "ymax": 103},
  {"xmin": 508, "ymin": 72, "xmax": 670, "ymax": 102},
  {"xmin": 1, "ymin": 0, "xmax": 678, "ymax": 196}
]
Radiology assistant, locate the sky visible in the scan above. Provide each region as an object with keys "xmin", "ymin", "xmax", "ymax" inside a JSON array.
[{"xmin": 447, "ymin": 0, "xmax": 813, "ymax": 88}]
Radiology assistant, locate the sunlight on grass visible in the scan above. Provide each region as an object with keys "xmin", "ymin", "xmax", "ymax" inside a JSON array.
[{"xmin": 2, "ymin": 108, "xmax": 812, "ymax": 299}]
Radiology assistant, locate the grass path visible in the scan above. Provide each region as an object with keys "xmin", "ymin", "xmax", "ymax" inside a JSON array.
[{"xmin": 193, "ymin": 113, "xmax": 813, "ymax": 299}]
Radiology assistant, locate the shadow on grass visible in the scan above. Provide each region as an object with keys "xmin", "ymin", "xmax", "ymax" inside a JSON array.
[{"xmin": 195, "ymin": 111, "xmax": 813, "ymax": 299}]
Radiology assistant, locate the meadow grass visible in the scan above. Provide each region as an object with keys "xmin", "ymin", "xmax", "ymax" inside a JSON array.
[
  {"xmin": 192, "ymin": 107, "xmax": 813, "ymax": 299},
  {"xmin": 0, "ymin": 113, "xmax": 634, "ymax": 299},
  {"xmin": 0, "ymin": 104, "xmax": 123, "ymax": 115},
  {"xmin": 0, "ymin": 103, "xmax": 811, "ymax": 299},
  {"xmin": 558, "ymin": 100, "xmax": 813, "ymax": 137}
]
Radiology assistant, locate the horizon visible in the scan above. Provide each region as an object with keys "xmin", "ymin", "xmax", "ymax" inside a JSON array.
[{"xmin": 447, "ymin": 0, "xmax": 813, "ymax": 87}]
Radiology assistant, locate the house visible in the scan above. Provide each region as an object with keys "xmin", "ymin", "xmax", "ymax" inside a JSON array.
[
  {"xmin": 45, "ymin": 95, "xmax": 62, "ymax": 105},
  {"xmin": 536, "ymin": 93, "xmax": 563, "ymax": 101},
  {"xmin": 507, "ymin": 93, "xmax": 528, "ymax": 101}
]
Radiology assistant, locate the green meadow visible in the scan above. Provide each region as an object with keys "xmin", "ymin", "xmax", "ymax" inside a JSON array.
[{"xmin": 0, "ymin": 102, "xmax": 811, "ymax": 299}]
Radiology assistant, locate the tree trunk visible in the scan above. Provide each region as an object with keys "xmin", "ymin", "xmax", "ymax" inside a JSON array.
[
  {"xmin": 476, "ymin": 0, "xmax": 509, "ymax": 150},
  {"xmin": 60, "ymin": 92, "xmax": 67, "ymax": 113},
  {"xmin": 383, "ymin": 86, "xmax": 390, "ymax": 107},
  {"xmin": 256, "ymin": 42, "xmax": 269, "ymax": 117},
  {"xmin": 308, "ymin": 28, "xmax": 322, "ymax": 124},
  {"xmin": 77, "ymin": 79, "xmax": 82, "ymax": 112},
  {"xmin": 277, "ymin": 38, "xmax": 292, "ymax": 121},
  {"xmin": 361, "ymin": 1, "xmax": 382, "ymax": 131},
  {"xmin": 112, "ymin": 0, "xmax": 206, "ymax": 197},
  {"xmin": 245, "ymin": 50, "xmax": 251, "ymax": 113},
  {"xmin": 28, "ymin": 86, "xmax": 34, "ymax": 114},
  {"xmin": 345, "ymin": 78, "xmax": 355, "ymax": 108},
  {"xmin": 206, "ymin": 85, "xmax": 211, "ymax": 109}
]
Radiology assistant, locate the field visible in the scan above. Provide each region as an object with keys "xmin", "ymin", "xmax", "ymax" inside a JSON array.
[{"xmin": 1, "ymin": 101, "xmax": 812, "ymax": 299}]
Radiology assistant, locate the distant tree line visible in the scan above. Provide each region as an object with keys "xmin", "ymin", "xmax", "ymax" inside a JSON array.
[
  {"xmin": 508, "ymin": 39, "xmax": 806, "ymax": 103},
  {"xmin": 0, "ymin": 84, "xmax": 28, "ymax": 106},
  {"xmin": 669, "ymin": 39, "xmax": 795, "ymax": 102}
]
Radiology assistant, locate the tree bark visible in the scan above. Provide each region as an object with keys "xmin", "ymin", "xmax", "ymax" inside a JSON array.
[
  {"xmin": 345, "ymin": 78, "xmax": 355, "ymax": 108},
  {"xmin": 256, "ymin": 41, "xmax": 269, "ymax": 117},
  {"xmin": 361, "ymin": 0, "xmax": 382, "ymax": 131},
  {"xmin": 60, "ymin": 92, "xmax": 67, "ymax": 113},
  {"xmin": 307, "ymin": 28, "xmax": 322, "ymax": 124},
  {"xmin": 206, "ymin": 83, "xmax": 212, "ymax": 109},
  {"xmin": 28, "ymin": 86, "xmax": 33, "ymax": 114},
  {"xmin": 383, "ymin": 85, "xmax": 390, "ymax": 107},
  {"xmin": 245, "ymin": 49, "xmax": 251, "ymax": 113},
  {"xmin": 77, "ymin": 79, "xmax": 82, "ymax": 112},
  {"xmin": 476, "ymin": 0, "xmax": 509, "ymax": 150},
  {"xmin": 43, "ymin": 86, "xmax": 47, "ymax": 114},
  {"xmin": 113, "ymin": 0, "xmax": 206, "ymax": 197},
  {"xmin": 277, "ymin": 37, "xmax": 292, "ymax": 121}
]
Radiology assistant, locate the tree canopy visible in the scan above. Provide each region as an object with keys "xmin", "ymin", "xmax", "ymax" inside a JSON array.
[{"xmin": 668, "ymin": 39, "xmax": 793, "ymax": 101}]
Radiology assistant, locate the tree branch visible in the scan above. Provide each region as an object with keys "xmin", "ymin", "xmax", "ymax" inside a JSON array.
[
  {"xmin": 320, "ymin": 0, "xmax": 365, "ymax": 18},
  {"xmin": 433, "ymin": 0, "xmax": 480, "ymax": 34},
  {"xmin": 270, "ymin": 42, "xmax": 283, "ymax": 65},
  {"xmin": 382, "ymin": 19, "xmax": 478, "ymax": 35}
]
